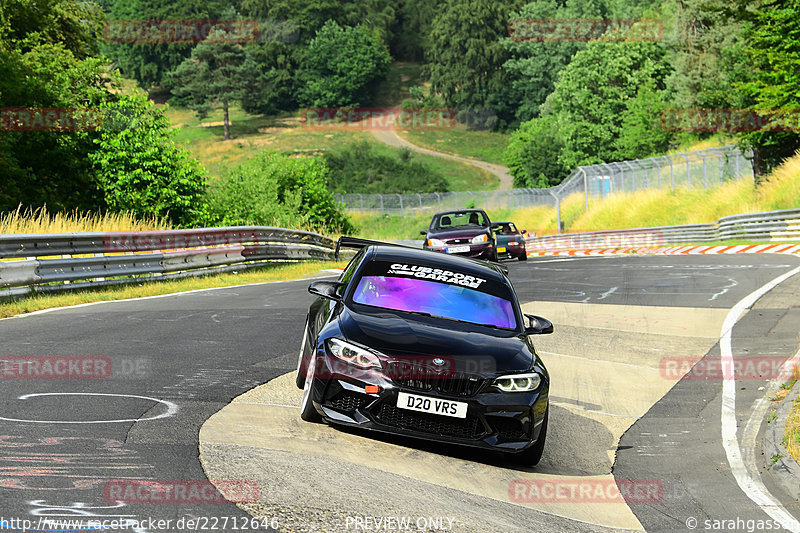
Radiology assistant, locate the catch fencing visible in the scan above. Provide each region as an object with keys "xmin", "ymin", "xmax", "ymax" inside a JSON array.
[
  {"xmin": 0, "ymin": 227, "xmax": 338, "ymax": 298},
  {"xmin": 335, "ymin": 145, "xmax": 754, "ymax": 230}
]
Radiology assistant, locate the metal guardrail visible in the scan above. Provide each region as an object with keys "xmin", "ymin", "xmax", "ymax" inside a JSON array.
[
  {"xmin": 0, "ymin": 226, "xmax": 340, "ymax": 298},
  {"xmin": 525, "ymin": 209, "xmax": 800, "ymax": 251}
]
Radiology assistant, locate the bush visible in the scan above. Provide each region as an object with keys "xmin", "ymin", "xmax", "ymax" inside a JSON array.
[
  {"xmin": 208, "ymin": 152, "xmax": 352, "ymax": 233},
  {"xmin": 324, "ymin": 141, "xmax": 449, "ymax": 194},
  {"xmin": 504, "ymin": 116, "xmax": 570, "ymax": 188},
  {"xmin": 89, "ymin": 94, "xmax": 208, "ymax": 227}
]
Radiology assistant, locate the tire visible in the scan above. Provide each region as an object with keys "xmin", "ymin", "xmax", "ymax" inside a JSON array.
[
  {"xmin": 299, "ymin": 352, "xmax": 322, "ymax": 422},
  {"xmin": 518, "ymin": 252, "xmax": 528, "ymax": 261},
  {"xmin": 514, "ymin": 408, "xmax": 547, "ymax": 466},
  {"xmin": 295, "ymin": 318, "xmax": 310, "ymax": 389}
]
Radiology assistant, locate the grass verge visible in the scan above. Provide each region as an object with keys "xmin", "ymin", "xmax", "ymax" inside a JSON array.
[
  {"xmin": 784, "ymin": 385, "xmax": 800, "ymax": 464},
  {"xmin": 396, "ymin": 127, "xmax": 510, "ymax": 166},
  {"xmin": 165, "ymin": 104, "xmax": 495, "ymax": 191},
  {"xmin": 0, "ymin": 261, "xmax": 345, "ymax": 319}
]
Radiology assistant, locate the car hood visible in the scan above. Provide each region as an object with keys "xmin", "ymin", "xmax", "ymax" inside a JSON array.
[
  {"xmin": 427, "ymin": 228, "xmax": 490, "ymax": 240},
  {"xmin": 338, "ymin": 306, "xmax": 532, "ymax": 374}
]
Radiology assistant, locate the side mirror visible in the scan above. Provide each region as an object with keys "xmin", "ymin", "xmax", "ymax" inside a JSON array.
[
  {"xmin": 521, "ymin": 229, "xmax": 527, "ymax": 234},
  {"xmin": 420, "ymin": 230, "xmax": 428, "ymax": 236},
  {"xmin": 308, "ymin": 281, "xmax": 344, "ymax": 301},
  {"xmin": 524, "ymin": 314, "xmax": 554, "ymax": 335}
]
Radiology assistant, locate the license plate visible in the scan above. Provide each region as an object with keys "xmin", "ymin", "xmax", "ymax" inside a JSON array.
[
  {"xmin": 497, "ymin": 247, "xmax": 507, "ymax": 253},
  {"xmin": 397, "ymin": 392, "xmax": 467, "ymax": 419},
  {"xmin": 446, "ymin": 246, "xmax": 470, "ymax": 254}
]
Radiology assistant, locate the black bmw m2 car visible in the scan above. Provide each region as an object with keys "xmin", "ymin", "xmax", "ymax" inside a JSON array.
[{"xmin": 296, "ymin": 237, "xmax": 552, "ymax": 465}]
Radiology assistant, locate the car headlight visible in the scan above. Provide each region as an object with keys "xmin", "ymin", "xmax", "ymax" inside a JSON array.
[
  {"xmin": 493, "ymin": 373, "xmax": 541, "ymax": 392},
  {"xmin": 326, "ymin": 338, "xmax": 381, "ymax": 369},
  {"xmin": 428, "ymin": 238, "xmax": 445, "ymax": 247},
  {"xmin": 471, "ymin": 234, "xmax": 488, "ymax": 244}
]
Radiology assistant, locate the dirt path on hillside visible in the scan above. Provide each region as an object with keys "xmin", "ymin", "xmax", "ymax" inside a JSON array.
[{"xmin": 370, "ymin": 126, "xmax": 514, "ymax": 190}]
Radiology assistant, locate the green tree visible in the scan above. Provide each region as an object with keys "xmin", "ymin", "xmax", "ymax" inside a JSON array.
[
  {"xmin": 501, "ymin": 0, "xmax": 605, "ymax": 124},
  {"xmin": 167, "ymin": 28, "xmax": 249, "ymax": 140},
  {"xmin": 739, "ymin": 0, "xmax": 800, "ymax": 177},
  {"xmin": 665, "ymin": 0, "xmax": 754, "ymax": 111},
  {"xmin": 547, "ymin": 35, "xmax": 672, "ymax": 168},
  {"xmin": 298, "ymin": 20, "xmax": 391, "ymax": 108},
  {"xmin": 89, "ymin": 94, "xmax": 208, "ymax": 227},
  {"xmin": 103, "ymin": 0, "xmax": 233, "ymax": 88},
  {"xmin": 616, "ymin": 80, "xmax": 673, "ymax": 160},
  {"xmin": 0, "ymin": 7, "xmax": 114, "ymax": 212},
  {"xmin": 504, "ymin": 116, "xmax": 569, "ymax": 188},
  {"xmin": 426, "ymin": 0, "xmax": 523, "ymax": 127}
]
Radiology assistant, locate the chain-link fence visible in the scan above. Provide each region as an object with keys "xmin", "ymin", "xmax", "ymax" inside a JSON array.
[{"xmin": 334, "ymin": 145, "xmax": 754, "ymax": 230}]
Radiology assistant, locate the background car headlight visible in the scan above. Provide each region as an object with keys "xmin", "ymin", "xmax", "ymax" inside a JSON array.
[
  {"xmin": 471, "ymin": 234, "xmax": 488, "ymax": 244},
  {"xmin": 326, "ymin": 338, "xmax": 381, "ymax": 369},
  {"xmin": 428, "ymin": 238, "xmax": 445, "ymax": 247},
  {"xmin": 493, "ymin": 373, "xmax": 541, "ymax": 392}
]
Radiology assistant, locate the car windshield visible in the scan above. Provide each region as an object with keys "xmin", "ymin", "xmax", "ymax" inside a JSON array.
[
  {"xmin": 496, "ymin": 223, "xmax": 516, "ymax": 234},
  {"xmin": 350, "ymin": 261, "xmax": 518, "ymax": 330},
  {"xmin": 432, "ymin": 211, "xmax": 487, "ymax": 231}
]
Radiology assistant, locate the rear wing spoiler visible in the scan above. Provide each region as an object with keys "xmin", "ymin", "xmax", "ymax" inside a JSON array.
[
  {"xmin": 334, "ymin": 236, "xmax": 509, "ymax": 274},
  {"xmin": 334, "ymin": 236, "xmax": 409, "ymax": 259}
]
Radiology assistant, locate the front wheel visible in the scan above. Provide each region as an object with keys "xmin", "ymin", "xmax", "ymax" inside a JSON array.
[
  {"xmin": 295, "ymin": 318, "xmax": 310, "ymax": 389},
  {"xmin": 299, "ymin": 352, "xmax": 322, "ymax": 422}
]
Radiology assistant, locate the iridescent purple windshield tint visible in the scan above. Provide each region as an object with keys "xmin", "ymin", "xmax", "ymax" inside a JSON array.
[{"xmin": 352, "ymin": 276, "xmax": 517, "ymax": 329}]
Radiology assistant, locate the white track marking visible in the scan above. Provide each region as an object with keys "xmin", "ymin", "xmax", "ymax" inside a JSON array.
[
  {"xmin": 720, "ymin": 264, "xmax": 800, "ymax": 531},
  {"xmin": 0, "ymin": 393, "xmax": 179, "ymax": 424}
]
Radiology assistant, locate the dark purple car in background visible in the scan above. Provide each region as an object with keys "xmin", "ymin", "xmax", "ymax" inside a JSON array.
[
  {"xmin": 421, "ymin": 209, "xmax": 497, "ymax": 261},
  {"xmin": 494, "ymin": 221, "xmax": 529, "ymax": 261}
]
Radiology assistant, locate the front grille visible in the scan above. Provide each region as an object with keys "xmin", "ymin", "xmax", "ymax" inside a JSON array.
[
  {"xmin": 374, "ymin": 403, "xmax": 484, "ymax": 440},
  {"xmin": 490, "ymin": 417, "xmax": 529, "ymax": 442},
  {"xmin": 325, "ymin": 392, "xmax": 369, "ymax": 411},
  {"xmin": 385, "ymin": 361, "xmax": 487, "ymax": 397}
]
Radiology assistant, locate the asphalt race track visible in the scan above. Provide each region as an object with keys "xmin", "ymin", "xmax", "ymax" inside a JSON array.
[{"xmin": 1, "ymin": 254, "xmax": 799, "ymax": 533}]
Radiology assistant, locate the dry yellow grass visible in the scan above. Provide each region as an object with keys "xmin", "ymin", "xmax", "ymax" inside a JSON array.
[
  {"xmin": 785, "ymin": 390, "xmax": 800, "ymax": 463},
  {"xmin": 1, "ymin": 206, "xmax": 172, "ymax": 234}
]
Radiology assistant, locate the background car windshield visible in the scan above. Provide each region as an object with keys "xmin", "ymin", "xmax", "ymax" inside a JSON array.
[
  {"xmin": 351, "ymin": 274, "xmax": 517, "ymax": 329},
  {"xmin": 433, "ymin": 211, "xmax": 487, "ymax": 230}
]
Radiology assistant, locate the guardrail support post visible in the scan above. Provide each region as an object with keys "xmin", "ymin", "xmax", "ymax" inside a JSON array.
[
  {"xmin": 397, "ymin": 194, "xmax": 404, "ymax": 216},
  {"xmin": 380, "ymin": 195, "xmax": 384, "ymax": 215},
  {"xmin": 700, "ymin": 152, "xmax": 708, "ymax": 188},
  {"xmin": 435, "ymin": 192, "xmax": 441, "ymax": 210},
  {"xmin": 358, "ymin": 193, "xmax": 363, "ymax": 212}
]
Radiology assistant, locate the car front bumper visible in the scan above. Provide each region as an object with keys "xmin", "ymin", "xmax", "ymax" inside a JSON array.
[
  {"xmin": 424, "ymin": 242, "xmax": 496, "ymax": 260},
  {"xmin": 307, "ymin": 355, "xmax": 548, "ymax": 453}
]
